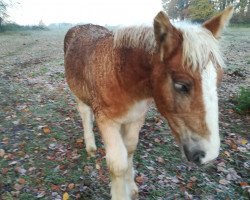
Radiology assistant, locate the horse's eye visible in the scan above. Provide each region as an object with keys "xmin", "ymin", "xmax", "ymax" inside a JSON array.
[{"xmin": 174, "ymin": 82, "xmax": 190, "ymax": 94}]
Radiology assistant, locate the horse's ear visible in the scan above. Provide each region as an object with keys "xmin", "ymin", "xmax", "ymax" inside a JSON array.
[
  {"xmin": 203, "ymin": 6, "xmax": 234, "ymax": 39},
  {"xmin": 154, "ymin": 11, "xmax": 180, "ymax": 59},
  {"xmin": 154, "ymin": 11, "xmax": 172, "ymax": 44}
]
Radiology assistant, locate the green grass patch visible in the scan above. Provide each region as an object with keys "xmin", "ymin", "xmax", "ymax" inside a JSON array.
[{"xmin": 234, "ymin": 87, "xmax": 250, "ymax": 114}]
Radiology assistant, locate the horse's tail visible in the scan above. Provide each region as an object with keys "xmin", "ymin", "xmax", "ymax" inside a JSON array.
[{"xmin": 64, "ymin": 24, "xmax": 112, "ymax": 54}]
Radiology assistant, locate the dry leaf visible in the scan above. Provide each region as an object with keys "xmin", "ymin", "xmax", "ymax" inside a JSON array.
[
  {"xmin": 190, "ymin": 176, "xmax": 197, "ymax": 182},
  {"xmin": 135, "ymin": 174, "xmax": 144, "ymax": 184},
  {"xmin": 63, "ymin": 192, "xmax": 69, "ymax": 200},
  {"xmin": 2, "ymin": 137, "xmax": 9, "ymax": 145},
  {"xmin": 95, "ymin": 163, "xmax": 101, "ymax": 170},
  {"xmin": 37, "ymin": 191, "xmax": 46, "ymax": 198},
  {"xmin": 219, "ymin": 179, "xmax": 230, "ymax": 185},
  {"xmin": 18, "ymin": 178, "xmax": 26, "ymax": 185},
  {"xmin": 241, "ymin": 139, "xmax": 248, "ymax": 145},
  {"xmin": 146, "ymin": 166, "xmax": 155, "ymax": 171},
  {"xmin": 51, "ymin": 184, "xmax": 60, "ymax": 191},
  {"xmin": 14, "ymin": 183, "xmax": 23, "ymax": 191},
  {"xmin": 156, "ymin": 156, "xmax": 165, "ymax": 163},
  {"xmin": 42, "ymin": 126, "xmax": 51, "ymax": 134},
  {"xmin": 154, "ymin": 138, "xmax": 161, "ymax": 143},
  {"xmin": 239, "ymin": 182, "xmax": 248, "ymax": 187},
  {"xmin": 224, "ymin": 151, "xmax": 230, "ymax": 157},
  {"xmin": 15, "ymin": 167, "xmax": 27, "ymax": 175},
  {"xmin": 2, "ymin": 168, "xmax": 9, "ymax": 174},
  {"xmin": 68, "ymin": 183, "xmax": 75, "ymax": 190},
  {"xmin": 9, "ymin": 161, "xmax": 18, "ymax": 166},
  {"xmin": 76, "ymin": 138, "xmax": 84, "ymax": 148},
  {"xmin": 0, "ymin": 149, "xmax": 5, "ymax": 157}
]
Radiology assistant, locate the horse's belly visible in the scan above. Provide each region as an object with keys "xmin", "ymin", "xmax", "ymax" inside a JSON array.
[{"xmin": 115, "ymin": 99, "xmax": 150, "ymax": 124}]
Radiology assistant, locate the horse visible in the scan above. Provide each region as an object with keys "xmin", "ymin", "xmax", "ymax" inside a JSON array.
[{"xmin": 64, "ymin": 7, "xmax": 233, "ymax": 200}]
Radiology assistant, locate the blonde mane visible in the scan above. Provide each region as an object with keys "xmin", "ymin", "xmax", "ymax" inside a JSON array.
[
  {"xmin": 177, "ymin": 23, "xmax": 225, "ymax": 71},
  {"xmin": 113, "ymin": 24, "xmax": 225, "ymax": 71},
  {"xmin": 113, "ymin": 26, "xmax": 156, "ymax": 54}
]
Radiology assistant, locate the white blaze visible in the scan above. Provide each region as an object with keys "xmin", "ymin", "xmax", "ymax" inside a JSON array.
[{"xmin": 201, "ymin": 61, "xmax": 220, "ymax": 163}]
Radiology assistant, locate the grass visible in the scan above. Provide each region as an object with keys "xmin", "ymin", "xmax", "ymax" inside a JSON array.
[
  {"xmin": 0, "ymin": 29, "xmax": 249, "ymax": 199},
  {"xmin": 234, "ymin": 87, "xmax": 250, "ymax": 114}
]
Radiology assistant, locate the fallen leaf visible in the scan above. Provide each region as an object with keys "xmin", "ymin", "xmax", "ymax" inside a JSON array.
[
  {"xmin": 226, "ymin": 168, "xmax": 241, "ymax": 181},
  {"xmin": 146, "ymin": 166, "xmax": 155, "ymax": 171},
  {"xmin": 9, "ymin": 161, "xmax": 18, "ymax": 166},
  {"xmin": 11, "ymin": 191, "xmax": 20, "ymax": 197},
  {"xmin": 28, "ymin": 167, "xmax": 36, "ymax": 172},
  {"xmin": 223, "ymin": 151, "xmax": 230, "ymax": 157},
  {"xmin": 17, "ymin": 151, "xmax": 25, "ymax": 157},
  {"xmin": 156, "ymin": 156, "xmax": 165, "ymax": 163},
  {"xmin": 42, "ymin": 126, "xmax": 51, "ymax": 134},
  {"xmin": 241, "ymin": 139, "xmax": 248, "ymax": 145},
  {"xmin": 51, "ymin": 184, "xmax": 60, "ymax": 191},
  {"xmin": 2, "ymin": 168, "xmax": 9, "ymax": 174},
  {"xmin": 75, "ymin": 138, "xmax": 84, "ymax": 149},
  {"xmin": 18, "ymin": 178, "xmax": 26, "ymax": 185},
  {"xmin": 190, "ymin": 176, "xmax": 197, "ymax": 182},
  {"xmin": 61, "ymin": 184, "xmax": 67, "ymax": 191},
  {"xmin": 63, "ymin": 192, "xmax": 69, "ymax": 200},
  {"xmin": 15, "ymin": 167, "xmax": 27, "ymax": 175},
  {"xmin": 0, "ymin": 149, "xmax": 5, "ymax": 157},
  {"xmin": 68, "ymin": 183, "xmax": 75, "ymax": 190},
  {"xmin": 14, "ymin": 183, "xmax": 23, "ymax": 191},
  {"xmin": 239, "ymin": 182, "xmax": 248, "ymax": 187},
  {"xmin": 184, "ymin": 190, "xmax": 193, "ymax": 199},
  {"xmin": 37, "ymin": 191, "xmax": 46, "ymax": 198},
  {"xmin": 2, "ymin": 137, "xmax": 9, "ymax": 145},
  {"xmin": 135, "ymin": 174, "xmax": 144, "ymax": 184},
  {"xmin": 76, "ymin": 193, "xmax": 81, "ymax": 199},
  {"xmin": 219, "ymin": 179, "xmax": 230, "ymax": 185},
  {"xmin": 171, "ymin": 176, "xmax": 180, "ymax": 184},
  {"xmin": 237, "ymin": 147, "xmax": 247, "ymax": 152},
  {"xmin": 84, "ymin": 165, "xmax": 93, "ymax": 173},
  {"xmin": 95, "ymin": 163, "xmax": 101, "ymax": 170},
  {"xmin": 154, "ymin": 138, "xmax": 161, "ymax": 143}
]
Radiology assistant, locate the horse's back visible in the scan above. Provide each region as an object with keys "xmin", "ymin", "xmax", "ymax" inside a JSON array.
[{"xmin": 64, "ymin": 24, "xmax": 111, "ymax": 54}]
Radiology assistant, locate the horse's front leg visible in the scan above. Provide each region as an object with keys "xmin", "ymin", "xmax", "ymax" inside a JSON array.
[
  {"xmin": 97, "ymin": 119, "xmax": 130, "ymax": 200},
  {"xmin": 122, "ymin": 115, "xmax": 146, "ymax": 200}
]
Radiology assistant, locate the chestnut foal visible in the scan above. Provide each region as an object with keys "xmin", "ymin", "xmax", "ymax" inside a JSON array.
[{"xmin": 64, "ymin": 7, "xmax": 233, "ymax": 200}]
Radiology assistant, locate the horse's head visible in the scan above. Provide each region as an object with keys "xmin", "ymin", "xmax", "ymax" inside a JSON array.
[{"xmin": 152, "ymin": 7, "xmax": 233, "ymax": 164}]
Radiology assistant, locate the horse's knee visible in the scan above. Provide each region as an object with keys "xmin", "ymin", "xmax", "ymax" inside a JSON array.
[{"xmin": 106, "ymin": 146, "xmax": 128, "ymax": 177}]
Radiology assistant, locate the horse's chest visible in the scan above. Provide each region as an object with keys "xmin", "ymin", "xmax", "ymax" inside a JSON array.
[{"xmin": 116, "ymin": 100, "xmax": 149, "ymax": 124}]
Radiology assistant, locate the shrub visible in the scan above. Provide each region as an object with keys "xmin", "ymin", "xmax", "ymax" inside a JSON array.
[{"xmin": 234, "ymin": 87, "xmax": 250, "ymax": 114}]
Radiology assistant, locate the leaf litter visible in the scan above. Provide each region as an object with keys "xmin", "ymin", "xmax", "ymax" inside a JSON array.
[{"xmin": 0, "ymin": 28, "xmax": 249, "ymax": 199}]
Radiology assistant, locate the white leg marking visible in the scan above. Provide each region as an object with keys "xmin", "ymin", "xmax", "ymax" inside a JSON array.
[
  {"xmin": 122, "ymin": 116, "xmax": 145, "ymax": 200},
  {"xmin": 77, "ymin": 100, "xmax": 97, "ymax": 157},
  {"xmin": 98, "ymin": 121, "xmax": 129, "ymax": 200},
  {"xmin": 201, "ymin": 61, "xmax": 220, "ymax": 163}
]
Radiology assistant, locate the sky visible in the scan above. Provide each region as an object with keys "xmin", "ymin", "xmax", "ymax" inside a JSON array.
[{"xmin": 8, "ymin": 0, "xmax": 163, "ymax": 26}]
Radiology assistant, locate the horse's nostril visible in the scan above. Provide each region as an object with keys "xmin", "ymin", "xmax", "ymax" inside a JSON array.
[
  {"xmin": 183, "ymin": 145, "xmax": 206, "ymax": 164},
  {"xmin": 192, "ymin": 150, "xmax": 206, "ymax": 164}
]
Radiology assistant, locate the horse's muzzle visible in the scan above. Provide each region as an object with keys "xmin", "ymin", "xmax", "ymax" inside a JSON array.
[{"xmin": 183, "ymin": 145, "xmax": 206, "ymax": 164}]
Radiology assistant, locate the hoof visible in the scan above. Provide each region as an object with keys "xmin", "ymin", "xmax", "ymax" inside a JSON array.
[
  {"xmin": 131, "ymin": 183, "xmax": 138, "ymax": 200},
  {"xmin": 86, "ymin": 144, "xmax": 97, "ymax": 157},
  {"xmin": 131, "ymin": 190, "xmax": 138, "ymax": 200}
]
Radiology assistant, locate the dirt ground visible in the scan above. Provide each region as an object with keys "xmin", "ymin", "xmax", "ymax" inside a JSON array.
[{"xmin": 0, "ymin": 27, "xmax": 249, "ymax": 200}]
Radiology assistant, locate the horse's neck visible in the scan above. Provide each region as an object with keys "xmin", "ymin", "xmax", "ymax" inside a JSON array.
[{"xmin": 113, "ymin": 48, "xmax": 154, "ymax": 99}]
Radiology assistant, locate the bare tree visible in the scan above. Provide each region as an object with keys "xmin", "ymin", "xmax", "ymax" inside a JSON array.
[
  {"xmin": 0, "ymin": 0, "xmax": 9, "ymax": 29},
  {"xmin": 0, "ymin": 0, "xmax": 18, "ymax": 30}
]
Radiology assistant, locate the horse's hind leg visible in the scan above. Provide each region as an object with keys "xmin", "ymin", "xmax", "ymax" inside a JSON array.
[{"xmin": 76, "ymin": 99, "xmax": 97, "ymax": 157}]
